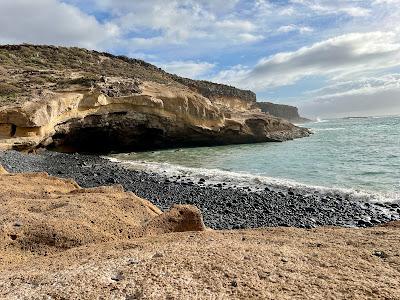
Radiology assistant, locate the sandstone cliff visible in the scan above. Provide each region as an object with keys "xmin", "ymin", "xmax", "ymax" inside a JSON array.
[
  {"xmin": 0, "ymin": 45, "xmax": 310, "ymax": 152},
  {"xmin": 257, "ymin": 102, "xmax": 311, "ymax": 123}
]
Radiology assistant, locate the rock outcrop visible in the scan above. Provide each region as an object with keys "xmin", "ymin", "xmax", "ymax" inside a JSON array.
[
  {"xmin": 0, "ymin": 45, "xmax": 310, "ymax": 152},
  {"xmin": 0, "ymin": 164, "xmax": 7, "ymax": 174},
  {"xmin": 0, "ymin": 171, "xmax": 205, "ymax": 257},
  {"xmin": 257, "ymin": 102, "xmax": 311, "ymax": 123}
]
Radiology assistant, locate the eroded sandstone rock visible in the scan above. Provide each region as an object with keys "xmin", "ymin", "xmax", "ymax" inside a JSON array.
[
  {"xmin": 0, "ymin": 45, "xmax": 311, "ymax": 152},
  {"xmin": 0, "ymin": 171, "xmax": 205, "ymax": 256},
  {"xmin": 143, "ymin": 205, "xmax": 206, "ymax": 235},
  {"xmin": 0, "ymin": 164, "xmax": 7, "ymax": 174}
]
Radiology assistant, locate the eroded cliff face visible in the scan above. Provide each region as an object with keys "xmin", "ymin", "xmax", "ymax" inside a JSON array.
[
  {"xmin": 172, "ymin": 76, "xmax": 257, "ymax": 112},
  {"xmin": 257, "ymin": 102, "xmax": 311, "ymax": 123},
  {"xmin": 0, "ymin": 45, "xmax": 310, "ymax": 152}
]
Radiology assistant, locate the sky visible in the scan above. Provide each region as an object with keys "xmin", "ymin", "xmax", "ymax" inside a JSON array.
[{"xmin": 0, "ymin": 0, "xmax": 400, "ymax": 118}]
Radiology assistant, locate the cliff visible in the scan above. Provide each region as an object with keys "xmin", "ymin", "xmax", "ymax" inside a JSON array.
[
  {"xmin": 257, "ymin": 102, "xmax": 311, "ymax": 123},
  {"xmin": 0, "ymin": 45, "xmax": 310, "ymax": 152}
]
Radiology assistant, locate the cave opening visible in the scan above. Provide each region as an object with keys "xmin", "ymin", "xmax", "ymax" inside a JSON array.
[
  {"xmin": 10, "ymin": 124, "xmax": 16, "ymax": 137},
  {"xmin": 47, "ymin": 113, "xmax": 247, "ymax": 154}
]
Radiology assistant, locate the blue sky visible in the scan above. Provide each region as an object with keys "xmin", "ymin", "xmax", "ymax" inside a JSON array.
[{"xmin": 1, "ymin": 0, "xmax": 400, "ymax": 117}]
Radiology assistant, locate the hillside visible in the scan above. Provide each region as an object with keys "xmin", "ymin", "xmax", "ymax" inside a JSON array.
[
  {"xmin": 0, "ymin": 45, "xmax": 256, "ymax": 105},
  {"xmin": 0, "ymin": 45, "xmax": 310, "ymax": 152}
]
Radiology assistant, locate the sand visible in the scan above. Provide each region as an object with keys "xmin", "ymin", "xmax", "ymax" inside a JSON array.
[{"xmin": 0, "ymin": 168, "xmax": 399, "ymax": 299}]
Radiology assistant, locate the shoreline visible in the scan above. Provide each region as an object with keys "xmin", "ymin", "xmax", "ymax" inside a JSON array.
[
  {"xmin": 1, "ymin": 150, "xmax": 399, "ymax": 229},
  {"xmin": 106, "ymin": 154, "xmax": 399, "ymax": 203}
]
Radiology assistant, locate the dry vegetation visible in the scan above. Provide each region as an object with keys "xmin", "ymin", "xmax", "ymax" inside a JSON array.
[
  {"xmin": 0, "ymin": 44, "xmax": 256, "ymax": 107},
  {"xmin": 0, "ymin": 44, "xmax": 177, "ymax": 106}
]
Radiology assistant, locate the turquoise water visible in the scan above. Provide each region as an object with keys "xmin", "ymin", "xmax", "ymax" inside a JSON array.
[{"xmin": 110, "ymin": 116, "xmax": 400, "ymax": 201}]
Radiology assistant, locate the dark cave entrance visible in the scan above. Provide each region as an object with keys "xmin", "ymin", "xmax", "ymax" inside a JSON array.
[
  {"xmin": 47, "ymin": 112, "xmax": 249, "ymax": 154},
  {"xmin": 46, "ymin": 111, "xmax": 228, "ymax": 153}
]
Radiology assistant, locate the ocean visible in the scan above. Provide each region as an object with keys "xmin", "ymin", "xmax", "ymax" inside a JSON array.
[{"xmin": 109, "ymin": 115, "xmax": 400, "ymax": 202}]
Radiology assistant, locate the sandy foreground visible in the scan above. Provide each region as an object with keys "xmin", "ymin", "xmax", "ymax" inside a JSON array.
[{"xmin": 0, "ymin": 168, "xmax": 399, "ymax": 299}]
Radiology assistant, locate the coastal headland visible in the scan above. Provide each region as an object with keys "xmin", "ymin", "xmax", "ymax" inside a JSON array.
[{"xmin": 1, "ymin": 45, "xmax": 399, "ymax": 299}]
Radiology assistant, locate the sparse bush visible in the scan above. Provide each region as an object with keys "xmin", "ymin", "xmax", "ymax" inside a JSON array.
[
  {"xmin": 68, "ymin": 76, "xmax": 99, "ymax": 87},
  {"xmin": 0, "ymin": 83, "xmax": 21, "ymax": 96}
]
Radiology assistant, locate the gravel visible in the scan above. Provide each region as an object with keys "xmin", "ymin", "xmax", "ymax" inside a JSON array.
[{"xmin": 1, "ymin": 150, "xmax": 399, "ymax": 229}]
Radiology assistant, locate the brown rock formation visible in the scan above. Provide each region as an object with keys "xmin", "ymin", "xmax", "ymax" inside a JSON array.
[
  {"xmin": 0, "ymin": 171, "xmax": 205, "ymax": 258},
  {"xmin": 143, "ymin": 205, "xmax": 206, "ymax": 236},
  {"xmin": 0, "ymin": 164, "xmax": 7, "ymax": 174},
  {"xmin": 257, "ymin": 101, "xmax": 312, "ymax": 123},
  {"xmin": 0, "ymin": 45, "xmax": 310, "ymax": 152}
]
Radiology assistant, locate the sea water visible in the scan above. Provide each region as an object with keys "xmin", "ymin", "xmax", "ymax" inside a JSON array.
[{"xmin": 109, "ymin": 115, "xmax": 400, "ymax": 202}]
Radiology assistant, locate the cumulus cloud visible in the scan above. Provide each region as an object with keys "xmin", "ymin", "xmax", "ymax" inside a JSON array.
[
  {"xmin": 291, "ymin": 0, "xmax": 371, "ymax": 17},
  {"xmin": 373, "ymin": 0, "xmax": 400, "ymax": 4},
  {"xmin": 212, "ymin": 31, "xmax": 400, "ymax": 91},
  {"xmin": 86, "ymin": 0, "xmax": 262, "ymax": 50},
  {"xmin": 300, "ymin": 78, "xmax": 400, "ymax": 118},
  {"xmin": 277, "ymin": 24, "xmax": 313, "ymax": 34},
  {"xmin": 0, "ymin": 0, "xmax": 118, "ymax": 49},
  {"xmin": 0, "ymin": 0, "xmax": 262, "ymax": 53},
  {"xmin": 155, "ymin": 60, "xmax": 216, "ymax": 79},
  {"xmin": 306, "ymin": 74, "xmax": 400, "ymax": 99}
]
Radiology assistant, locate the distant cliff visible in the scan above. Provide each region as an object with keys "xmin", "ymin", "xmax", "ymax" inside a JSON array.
[{"xmin": 257, "ymin": 102, "xmax": 311, "ymax": 123}]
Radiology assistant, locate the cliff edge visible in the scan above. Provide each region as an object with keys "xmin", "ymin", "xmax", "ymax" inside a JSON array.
[
  {"xmin": 0, "ymin": 45, "xmax": 310, "ymax": 152},
  {"xmin": 257, "ymin": 101, "xmax": 311, "ymax": 123}
]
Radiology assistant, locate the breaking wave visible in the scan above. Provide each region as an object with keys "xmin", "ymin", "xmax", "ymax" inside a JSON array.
[{"xmin": 106, "ymin": 156, "xmax": 399, "ymax": 203}]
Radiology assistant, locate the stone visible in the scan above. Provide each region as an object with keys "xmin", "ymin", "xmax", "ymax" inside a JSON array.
[
  {"xmin": 153, "ymin": 252, "xmax": 164, "ymax": 259},
  {"xmin": 111, "ymin": 272, "xmax": 124, "ymax": 282},
  {"xmin": 0, "ymin": 164, "xmax": 7, "ymax": 174},
  {"xmin": 0, "ymin": 124, "xmax": 13, "ymax": 138},
  {"xmin": 373, "ymin": 251, "xmax": 388, "ymax": 259}
]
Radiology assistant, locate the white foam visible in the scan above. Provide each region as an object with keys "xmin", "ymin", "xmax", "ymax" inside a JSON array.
[
  {"xmin": 315, "ymin": 117, "xmax": 329, "ymax": 123},
  {"xmin": 105, "ymin": 156, "xmax": 399, "ymax": 203},
  {"xmin": 314, "ymin": 127, "xmax": 345, "ymax": 131}
]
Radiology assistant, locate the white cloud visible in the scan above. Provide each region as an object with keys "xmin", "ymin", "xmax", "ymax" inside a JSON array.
[
  {"xmin": 0, "ymin": 0, "xmax": 118, "ymax": 49},
  {"xmin": 88, "ymin": 0, "xmax": 261, "ymax": 50},
  {"xmin": 211, "ymin": 65, "xmax": 250, "ymax": 84},
  {"xmin": 237, "ymin": 33, "xmax": 264, "ymax": 43},
  {"xmin": 213, "ymin": 31, "xmax": 400, "ymax": 91},
  {"xmin": 338, "ymin": 7, "xmax": 371, "ymax": 17},
  {"xmin": 216, "ymin": 20, "xmax": 256, "ymax": 32},
  {"xmin": 306, "ymin": 74, "xmax": 400, "ymax": 99},
  {"xmin": 300, "ymin": 75, "xmax": 400, "ymax": 117},
  {"xmin": 155, "ymin": 60, "xmax": 216, "ymax": 79},
  {"xmin": 278, "ymin": 24, "xmax": 313, "ymax": 34},
  {"xmin": 373, "ymin": 0, "xmax": 400, "ymax": 4},
  {"xmin": 290, "ymin": 0, "xmax": 371, "ymax": 17}
]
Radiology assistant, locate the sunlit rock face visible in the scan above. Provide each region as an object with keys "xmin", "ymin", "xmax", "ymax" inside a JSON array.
[
  {"xmin": 257, "ymin": 102, "xmax": 311, "ymax": 124},
  {"xmin": 0, "ymin": 45, "xmax": 310, "ymax": 152}
]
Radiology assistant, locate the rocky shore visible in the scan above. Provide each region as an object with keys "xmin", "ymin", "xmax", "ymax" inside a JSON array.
[
  {"xmin": 1, "ymin": 150, "xmax": 399, "ymax": 230},
  {"xmin": 0, "ymin": 45, "xmax": 310, "ymax": 153},
  {"xmin": 0, "ymin": 161, "xmax": 400, "ymax": 299}
]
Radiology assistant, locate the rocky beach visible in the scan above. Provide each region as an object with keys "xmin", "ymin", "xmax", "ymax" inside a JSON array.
[
  {"xmin": 0, "ymin": 158, "xmax": 400, "ymax": 299},
  {"xmin": 1, "ymin": 45, "xmax": 399, "ymax": 299},
  {"xmin": 1, "ymin": 150, "xmax": 398, "ymax": 230}
]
